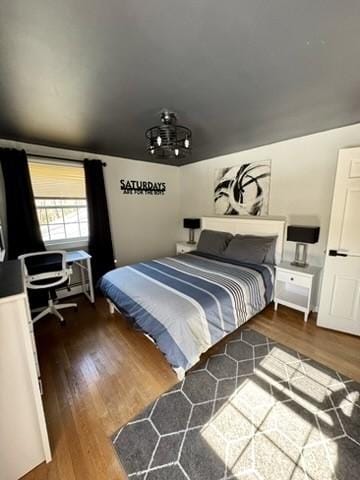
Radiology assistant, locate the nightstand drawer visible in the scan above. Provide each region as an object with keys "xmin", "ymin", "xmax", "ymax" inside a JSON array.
[
  {"xmin": 176, "ymin": 242, "xmax": 197, "ymax": 254},
  {"xmin": 276, "ymin": 270, "xmax": 311, "ymax": 288},
  {"xmin": 177, "ymin": 246, "xmax": 190, "ymax": 254}
]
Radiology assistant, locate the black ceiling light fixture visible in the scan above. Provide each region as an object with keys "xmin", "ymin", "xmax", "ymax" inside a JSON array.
[{"xmin": 145, "ymin": 111, "xmax": 192, "ymax": 160}]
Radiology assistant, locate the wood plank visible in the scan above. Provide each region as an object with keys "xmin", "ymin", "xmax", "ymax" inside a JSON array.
[
  {"xmin": 22, "ymin": 296, "xmax": 360, "ymax": 479},
  {"xmin": 249, "ymin": 305, "xmax": 360, "ymax": 381}
]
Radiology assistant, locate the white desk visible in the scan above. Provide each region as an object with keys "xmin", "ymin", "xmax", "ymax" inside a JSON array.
[{"xmin": 66, "ymin": 250, "xmax": 95, "ymax": 304}]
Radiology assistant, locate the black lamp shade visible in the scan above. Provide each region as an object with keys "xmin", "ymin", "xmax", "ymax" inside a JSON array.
[
  {"xmin": 183, "ymin": 218, "xmax": 200, "ymax": 229},
  {"xmin": 287, "ymin": 225, "xmax": 320, "ymax": 244}
]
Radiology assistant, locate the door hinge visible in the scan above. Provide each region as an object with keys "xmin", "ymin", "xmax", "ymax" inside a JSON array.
[{"xmin": 329, "ymin": 249, "xmax": 348, "ymax": 257}]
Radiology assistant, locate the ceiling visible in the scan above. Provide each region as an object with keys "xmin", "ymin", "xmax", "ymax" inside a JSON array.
[{"xmin": 1, "ymin": 1, "xmax": 360, "ymax": 166}]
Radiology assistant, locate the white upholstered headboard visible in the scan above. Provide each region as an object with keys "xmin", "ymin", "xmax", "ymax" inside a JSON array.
[{"xmin": 201, "ymin": 216, "xmax": 286, "ymax": 265}]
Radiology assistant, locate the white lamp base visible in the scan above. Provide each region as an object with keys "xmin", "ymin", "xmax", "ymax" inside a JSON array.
[
  {"xmin": 291, "ymin": 243, "xmax": 308, "ymax": 268},
  {"xmin": 187, "ymin": 228, "xmax": 196, "ymax": 244}
]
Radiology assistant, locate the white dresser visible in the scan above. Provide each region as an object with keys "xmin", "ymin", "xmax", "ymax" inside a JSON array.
[{"xmin": 0, "ymin": 261, "xmax": 51, "ymax": 480}]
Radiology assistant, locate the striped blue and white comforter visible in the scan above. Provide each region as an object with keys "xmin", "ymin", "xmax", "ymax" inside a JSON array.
[{"xmin": 99, "ymin": 252, "xmax": 274, "ymax": 377}]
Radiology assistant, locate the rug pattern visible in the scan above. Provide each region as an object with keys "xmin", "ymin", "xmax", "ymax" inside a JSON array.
[{"xmin": 113, "ymin": 328, "xmax": 360, "ymax": 480}]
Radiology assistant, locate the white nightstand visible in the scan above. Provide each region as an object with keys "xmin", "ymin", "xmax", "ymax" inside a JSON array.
[
  {"xmin": 176, "ymin": 241, "xmax": 197, "ymax": 254},
  {"xmin": 274, "ymin": 261, "xmax": 321, "ymax": 322}
]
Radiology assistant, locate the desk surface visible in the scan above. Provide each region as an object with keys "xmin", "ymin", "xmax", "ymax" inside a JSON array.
[
  {"xmin": 66, "ymin": 250, "xmax": 91, "ymax": 263},
  {"xmin": 0, "ymin": 260, "xmax": 24, "ymax": 299}
]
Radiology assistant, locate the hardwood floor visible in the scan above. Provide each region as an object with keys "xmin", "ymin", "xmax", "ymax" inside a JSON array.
[{"xmin": 23, "ymin": 296, "xmax": 360, "ymax": 480}]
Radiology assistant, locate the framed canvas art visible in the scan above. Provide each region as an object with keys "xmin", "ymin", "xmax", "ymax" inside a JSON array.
[{"xmin": 214, "ymin": 160, "xmax": 271, "ymax": 216}]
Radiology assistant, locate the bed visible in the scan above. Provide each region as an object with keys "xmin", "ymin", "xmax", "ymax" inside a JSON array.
[{"xmin": 99, "ymin": 217, "xmax": 285, "ymax": 378}]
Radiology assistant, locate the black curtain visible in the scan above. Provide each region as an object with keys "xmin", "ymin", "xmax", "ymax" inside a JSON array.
[
  {"xmin": 0, "ymin": 148, "xmax": 45, "ymax": 259},
  {"xmin": 84, "ymin": 159, "xmax": 115, "ymax": 283}
]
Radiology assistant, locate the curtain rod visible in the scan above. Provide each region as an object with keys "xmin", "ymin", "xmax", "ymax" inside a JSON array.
[{"xmin": 27, "ymin": 153, "xmax": 107, "ymax": 167}]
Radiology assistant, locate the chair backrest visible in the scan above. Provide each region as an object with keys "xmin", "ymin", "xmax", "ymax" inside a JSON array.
[{"xmin": 18, "ymin": 251, "xmax": 72, "ymax": 290}]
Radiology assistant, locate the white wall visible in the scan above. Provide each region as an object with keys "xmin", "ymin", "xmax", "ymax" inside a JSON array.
[
  {"xmin": 179, "ymin": 123, "xmax": 360, "ymax": 267},
  {"xmin": 104, "ymin": 157, "xmax": 180, "ymax": 266},
  {"xmin": 2, "ymin": 122, "xmax": 360, "ymax": 270},
  {"xmin": 0, "ymin": 139, "xmax": 181, "ymax": 266}
]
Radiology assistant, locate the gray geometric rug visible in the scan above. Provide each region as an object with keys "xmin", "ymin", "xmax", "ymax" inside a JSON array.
[{"xmin": 113, "ymin": 328, "xmax": 360, "ymax": 480}]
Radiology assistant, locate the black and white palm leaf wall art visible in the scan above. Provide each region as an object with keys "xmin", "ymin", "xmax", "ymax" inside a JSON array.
[{"xmin": 214, "ymin": 160, "xmax": 271, "ymax": 216}]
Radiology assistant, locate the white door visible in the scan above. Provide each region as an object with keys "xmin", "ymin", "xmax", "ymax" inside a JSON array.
[{"xmin": 317, "ymin": 147, "xmax": 360, "ymax": 335}]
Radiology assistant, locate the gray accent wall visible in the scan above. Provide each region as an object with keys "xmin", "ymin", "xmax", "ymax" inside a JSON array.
[{"xmin": 1, "ymin": 1, "xmax": 360, "ymax": 165}]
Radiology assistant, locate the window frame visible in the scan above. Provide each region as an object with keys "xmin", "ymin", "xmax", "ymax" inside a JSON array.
[{"xmin": 35, "ymin": 196, "xmax": 89, "ymax": 245}]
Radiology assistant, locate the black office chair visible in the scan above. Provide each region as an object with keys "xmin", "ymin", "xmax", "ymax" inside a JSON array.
[{"xmin": 18, "ymin": 251, "xmax": 77, "ymax": 323}]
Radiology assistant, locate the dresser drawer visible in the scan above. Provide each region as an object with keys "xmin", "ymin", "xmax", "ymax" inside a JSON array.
[{"xmin": 276, "ymin": 270, "xmax": 312, "ymax": 288}]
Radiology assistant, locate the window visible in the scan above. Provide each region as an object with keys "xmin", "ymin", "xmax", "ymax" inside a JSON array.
[{"xmin": 29, "ymin": 161, "xmax": 88, "ymax": 243}]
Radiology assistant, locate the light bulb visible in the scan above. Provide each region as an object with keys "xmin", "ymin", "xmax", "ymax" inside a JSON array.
[
  {"xmin": 174, "ymin": 148, "xmax": 179, "ymax": 156},
  {"xmin": 150, "ymin": 147, "xmax": 155, "ymax": 155},
  {"xmin": 156, "ymin": 135, "xmax": 162, "ymax": 146},
  {"xmin": 184, "ymin": 138, "xmax": 190, "ymax": 148}
]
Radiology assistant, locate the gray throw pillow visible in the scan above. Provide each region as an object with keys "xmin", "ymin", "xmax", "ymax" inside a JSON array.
[
  {"xmin": 241, "ymin": 235, "xmax": 278, "ymax": 264},
  {"xmin": 197, "ymin": 229, "xmax": 233, "ymax": 256},
  {"xmin": 223, "ymin": 234, "xmax": 275, "ymax": 264}
]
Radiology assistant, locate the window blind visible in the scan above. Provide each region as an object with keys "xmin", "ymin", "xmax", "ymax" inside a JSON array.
[{"xmin": 29, "ymin": 161, "xmax": 86, "ymax": 198}]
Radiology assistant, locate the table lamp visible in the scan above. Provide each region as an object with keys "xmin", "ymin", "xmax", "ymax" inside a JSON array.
[
  {"xmin": 287, "ymin": 225, "xmax": 320, "ymax": 267},
  {"xmin": 183, "ymin": 218, "xmax": 201, "ymax": 244}
]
